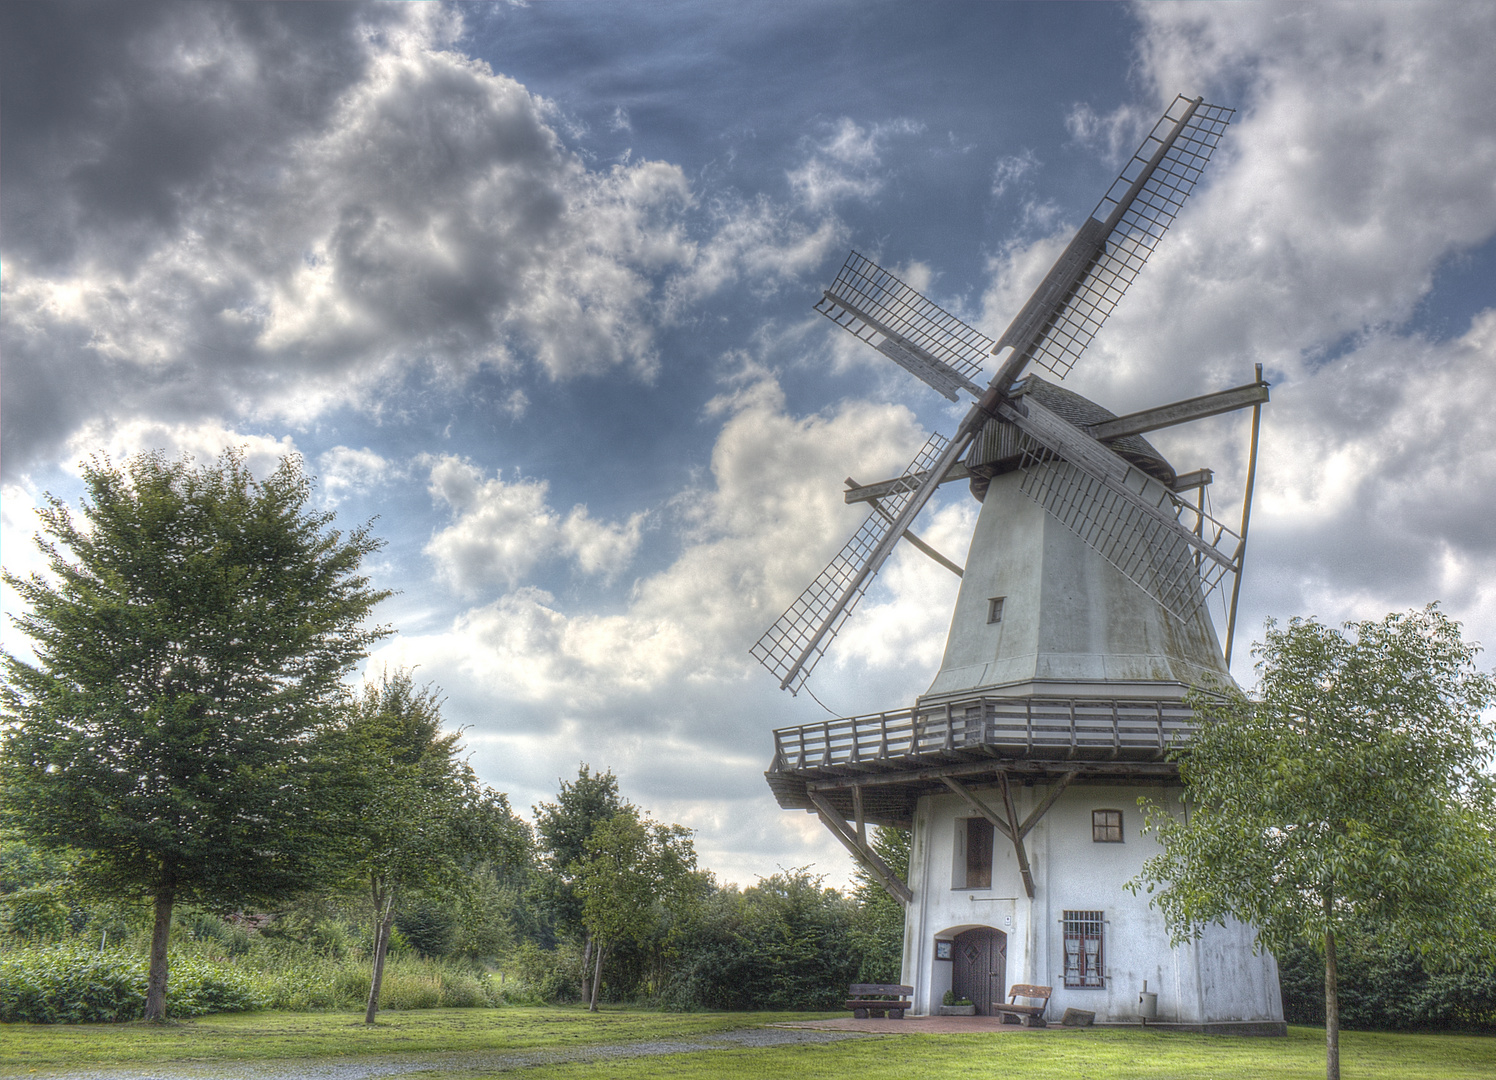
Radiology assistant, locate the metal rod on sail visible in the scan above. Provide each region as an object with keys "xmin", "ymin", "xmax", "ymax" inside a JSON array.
[{"xmin": 1224, "ymin": 363, "xmax": 1265, "ymax": 666}]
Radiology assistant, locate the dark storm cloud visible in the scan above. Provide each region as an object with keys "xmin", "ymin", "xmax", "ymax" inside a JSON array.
[
  {"xmin": 1, "ymin": 1, "xmax": 389, "ymax": 269},
  {"xmin": 1, "ymin": 3, "xmax": 827, "ymax": 479}
]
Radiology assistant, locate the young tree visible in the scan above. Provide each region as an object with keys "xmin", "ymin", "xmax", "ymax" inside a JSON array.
[
  {"xmin": 1134, "ymin": 606, "xmax": 1496, "ymax": 1080},
  {"xmin": 575, "ymin": 808, "xmax": 697, "ymax": 1011},
  {"xmin": 1, "ymin": 451, "xmax": 388, "ymax": 1021},
  {"xmin": 850, "ymin": 826, "xmax": 910, "ymax": 983},
  {"xmin": 325, "ymin": 670, "xmax": 530, "ymax": 1024},
  {"xmin": 534, "ymin": 764, "xmax": 626, "ymax": 1001}
]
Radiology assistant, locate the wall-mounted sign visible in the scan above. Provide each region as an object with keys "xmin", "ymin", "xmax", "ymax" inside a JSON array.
[{"xmin": 934, "ymin": 939, "xmax": 954, "ymax": 961}]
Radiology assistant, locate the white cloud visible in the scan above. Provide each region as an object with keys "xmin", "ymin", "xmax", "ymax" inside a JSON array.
[
  {"xmin": 63, "ymin": 418, "xmax": 300, "ymax": 481},
  {"xmin": 391, "ymin": 365, "xmax": 940, "ymax": 708},
  {"xmin": 423, "ymin": 455, "xmax": 646, "ymax": 590},
  {"xmin": 990, "ymin": 148, "xmax": 1039, "ymax": 199},
  {"xmin": 787, "ymin": 117, "xmax": 922, "ymax": 211},
  {"xmin": 317, "ymin": 445, "xmax": 392, "ymax": 504}
]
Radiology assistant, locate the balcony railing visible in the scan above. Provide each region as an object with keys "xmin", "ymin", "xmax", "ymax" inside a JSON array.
[{"xmin": 771, "ymin": 695, "xmax": 1198, "ymax": 773}]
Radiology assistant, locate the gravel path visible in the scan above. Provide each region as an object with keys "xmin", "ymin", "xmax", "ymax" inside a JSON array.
[{"xmin": 25, "ymin": 1026, "xmax": 879, "ymax": 1080}]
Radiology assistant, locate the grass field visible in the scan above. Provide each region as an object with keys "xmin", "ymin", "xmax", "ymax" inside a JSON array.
[{"xmin": 2, "ymin": 1007, "xmax": 1492, "ymax": 1079}]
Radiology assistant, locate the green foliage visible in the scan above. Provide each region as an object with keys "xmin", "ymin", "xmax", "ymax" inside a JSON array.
[
  {"xmin": 512, "ymin": 940, "xmax": 583, "ymax": 1003},
  {"xmin": 849, "ymin": 826, "xmax": 909, "ymax": 983},
  {"xmin": 1134, "ymin": 606, "xmax": 1496, "ymax": 1075},
  {"xmin": 1, "ymin": 450, "xmax": 391, "ymax": 1018},
  {"xmin": 0, "ymin": 944, "xmax": 264, "ymax": 1022},
  {"xmin": 664, "ymin": 869, "xmax": 861, "ymax": 1011},
  {"xmin": 320, "ymin": 668, "xmax": 530, "ymax": 1020},
  {"xmin": 1137, "ymin": 607, "xmax": 1496, "ymax": 956},
  {"xmin": 1, "ymin": 450, "xmax": 390, "ymax": 909},
  {"xmin": 1276, "ymin": 932, "xmax": 1496, "ymax": 1031},
  {"xmin": 534, "ymin": 764, "xmax": 626, "ymax": 943}
]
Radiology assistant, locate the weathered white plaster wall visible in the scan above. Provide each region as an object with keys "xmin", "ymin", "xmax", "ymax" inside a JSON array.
[
  {"xmin": 924, "ymin": 472, "xmax": 1231, "ymax": 703},
  {"xmin": 901, "ymin": 782, "xmax": 1282, "ymax": 1025}
]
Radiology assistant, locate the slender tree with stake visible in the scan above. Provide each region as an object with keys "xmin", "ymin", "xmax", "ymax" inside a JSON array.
[
  {"xmin": 1, "ymin": 451, "xmax": 389, "ymax": 1021},
  {"xmin": 1134, "ymin": 606, "xmax": 1496, "ymax": 1080}
]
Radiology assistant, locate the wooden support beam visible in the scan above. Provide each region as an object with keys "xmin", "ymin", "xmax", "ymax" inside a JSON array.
[
  {"xmin": 941, "ymin": 776, "xmax": 1014, "ymax": 841},
  {"xmin": 1170, "ymin": 468, "xmax": 1214, "ymax": 493},
  {"xmin": 844, "ymin": 464, "xmax": 974, "ymax": 505},
  {"xmin": 997, "ymin": 773, "xmax": 1037, "ymax": 899},
  {"xmin": 806, "ymin": 791, "xmax": 913, "ymax": 907},
  {"xmin": 1018, "ymin": 771, "xmax": 1077, "ymax": 839},
  {"xmin": 852, "ymin": 784, "xmax": 866, "ymax": 847},
  {"xmin": 804, "ymin": 757, "xmax": 1180, "ymax": 792},
  {"xmin": 1087, "ymin": 380, "xmax": 1269, "ymax": 441},
  {"xmin": 854, "ymin": 482, "xmax": 964, "ymax": 578}
]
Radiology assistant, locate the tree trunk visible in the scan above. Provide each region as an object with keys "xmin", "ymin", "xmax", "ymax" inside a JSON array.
[
  {"xmin": 580, "ymin": 934, "xmax": 593, "ymax": 1003},
  {"xmin": 143, "ymin": 883, "xmax": 175, "ymax": 1022},
  {"xmin": 1324, "ymin": 921, "xmax": 1340, "ymax": 1080},
  {"xmin": 365, "ymin": 879, "xmax": 396, "ymax": 1025},
  {"xmin": 588, "ymin": 943, "xmax": 605, "ymax": 1012}
]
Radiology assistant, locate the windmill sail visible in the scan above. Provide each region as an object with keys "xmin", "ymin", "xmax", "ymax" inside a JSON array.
[
  {"xmin": 752, "ymin": 433, "xmax": 950, "ymax": 694},
  {"xmin": 815, "ymin": 253, "xmax": 989, "ymax": 401},
  {"xmin": 754, "ymin": 95, "xmax": 1237, "ymax": 693},
  {"xmin": 994, "ymin": 96, "xmax": 1234, "ymax": 382}
]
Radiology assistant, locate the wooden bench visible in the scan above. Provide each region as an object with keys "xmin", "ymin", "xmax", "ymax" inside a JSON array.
[
  {"xmin": 845, "ymin": 983, "xmax": 913, "ymax": 1019},
  {"xmin": 996, "ymin": 983, "xmax": 1052, "ymax": 1027}
]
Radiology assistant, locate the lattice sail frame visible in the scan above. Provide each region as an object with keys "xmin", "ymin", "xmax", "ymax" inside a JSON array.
[
  {"xmin": 815, "ymin": 253, "xmax": 990, "ymax": 401},
  {"xmin": 752, "ymin": 433, "xmax": 949, "ymax": 694},
  {"xmin": 999, "ymin": 97, "xmax": 1234, "ymax": 381},
  {"xmin": 1016, "ymin": 453, "xmax": 1241, "ymax": 624}
]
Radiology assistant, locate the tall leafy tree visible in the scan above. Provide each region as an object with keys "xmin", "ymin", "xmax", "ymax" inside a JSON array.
[
  {"xmin": 534, "ymin": 764, "xmax": 625, "ymax": 1001},
  {"xmin": 1, "ymin": 451, "xmax": 388, "ymax": 1021},
  {"xmin": 326, "ymin": 669, "xmax": 530, "ymax": 1024},
  {"xmin": 1134, "ymin": 606, "xmax": 1496, "ymax": 1080},
  {"xmin": 575, "ymin": 807, "xmax": 697, "ymax": 1011}
]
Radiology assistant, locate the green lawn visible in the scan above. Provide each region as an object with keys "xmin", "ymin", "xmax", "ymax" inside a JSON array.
[{"xmin": 1, "ymin": 1009, "xmax": 1492, "ymax": 1079}]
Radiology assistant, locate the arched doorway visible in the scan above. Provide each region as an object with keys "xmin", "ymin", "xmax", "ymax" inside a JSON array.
[{"xmin": 952, "ymin": 926, "xmax": 1007, "ymax": 1015}]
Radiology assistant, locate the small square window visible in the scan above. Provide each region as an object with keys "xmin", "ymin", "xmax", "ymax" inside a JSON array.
[
  {"xmin": 1092, "ymin": 809, "xmax": 1123, "ymax": 843},
  {"xmin": 987, "ymin": 596, "xmax": 1005, "ymax": 624}
]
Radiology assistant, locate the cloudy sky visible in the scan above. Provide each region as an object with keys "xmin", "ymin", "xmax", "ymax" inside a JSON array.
[{"xmin": 4, "ymin": 1, "xmax": 1495, "ymax": 887}]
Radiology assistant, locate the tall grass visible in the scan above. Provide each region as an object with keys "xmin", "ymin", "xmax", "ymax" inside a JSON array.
[{"xmin": 0, "ymin": 937, "xmax": 507, "ymax": 1022}]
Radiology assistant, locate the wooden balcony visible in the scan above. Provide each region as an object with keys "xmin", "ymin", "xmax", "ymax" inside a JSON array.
[{"xmin": 765, "ymin": 694, "xmax": 1201, "ymax": 828}]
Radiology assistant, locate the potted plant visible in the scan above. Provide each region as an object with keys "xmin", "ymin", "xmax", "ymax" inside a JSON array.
[{"xmin": 940, "ymin": 990, "xmax": 977, "ymax": 1016}]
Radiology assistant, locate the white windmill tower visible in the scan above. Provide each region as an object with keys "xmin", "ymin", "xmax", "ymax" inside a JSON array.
[{"xmin": 755, "ymin": 96, "xmax": 1284, "ymax": 1031}]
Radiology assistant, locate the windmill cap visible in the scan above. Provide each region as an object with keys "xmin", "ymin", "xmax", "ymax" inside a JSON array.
[{"xmin": 967, "ymin": 375, "xmax": 1176, "ymax": 486}]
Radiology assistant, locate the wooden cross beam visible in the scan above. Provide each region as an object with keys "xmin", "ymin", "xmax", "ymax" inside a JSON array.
[
  {"xmin": 806, "ymin": 790, "xmax": 913, "ymax": 907},
  {"xmin": 941, "ymin": 771, "xmax": 1078, "ymax": 900},
  {"xmin": 851, "ymin": 479, "xmax": 964, "ymax": 579}
]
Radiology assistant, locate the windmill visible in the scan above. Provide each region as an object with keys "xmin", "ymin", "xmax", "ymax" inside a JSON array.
[
  {"xmin": 752, "ymin": 94, "xmax": 1265, "ymax": 699},
  {"xmin": 756, "ymin": 96, "xmax": 1285, "ymax": 1030}
]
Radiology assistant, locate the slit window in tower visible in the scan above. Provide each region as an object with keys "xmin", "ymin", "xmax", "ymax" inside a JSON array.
[{"xmin": 987, "ymin": 596, "xmax": 1005, "ymax": 624}]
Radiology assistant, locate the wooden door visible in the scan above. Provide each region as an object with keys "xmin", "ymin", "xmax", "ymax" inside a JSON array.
[{"xmin": 952, "ymin": 927, "xmax": 1007, "ymax": 1015}]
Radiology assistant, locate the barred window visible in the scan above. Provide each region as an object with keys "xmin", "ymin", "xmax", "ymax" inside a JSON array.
[
  {"xmin": 1092, "ymin": 809, "xmax": 1123, "ymax": 843},
  {"xmin": 1063, "ymin": 910, "xmax": 1105, "ymax": 988}
]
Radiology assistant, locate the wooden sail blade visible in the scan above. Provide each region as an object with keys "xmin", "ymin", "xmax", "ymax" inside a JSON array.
[
  {"xmin": 992, "ymin": 96, "xmax": 1234, "ymax": 386},
  {"xmin": 751, "ymin": 433, "xmax": 951, "ymax": 694},
  {"xmin": 997, "ymin": 395, "xmax": 1242, "ymax": 624},
  {"xmin": 816, "ymin": 252, "xmax": 989, "ymax": 401}
]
